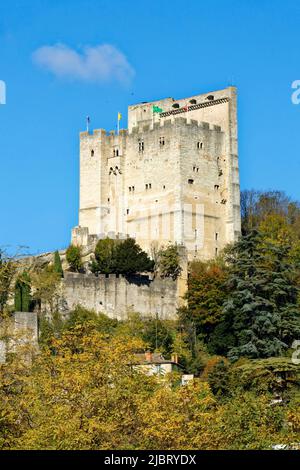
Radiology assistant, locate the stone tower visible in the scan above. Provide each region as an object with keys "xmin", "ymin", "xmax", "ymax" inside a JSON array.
[{"xmin": 72, "ymin": 87, "xmax": 241, "ymax": 260}]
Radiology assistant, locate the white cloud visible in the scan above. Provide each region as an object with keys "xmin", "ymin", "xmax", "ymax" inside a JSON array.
[{"xmin": 32, "ymin": 43, "xmax": 135, "ymax": 84}]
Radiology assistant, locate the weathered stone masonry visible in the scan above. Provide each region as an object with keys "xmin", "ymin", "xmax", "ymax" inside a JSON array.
[
  {"xmin": 67, "ymin": 87, "xmax": 241, "ymax": 319},
  {"xmin": 72, "ymin": 87, "xmax": 241, "ymax": 262},
  {"xmin": 63, "ymin": 272, "xmax": 180, "ymax": 320}
]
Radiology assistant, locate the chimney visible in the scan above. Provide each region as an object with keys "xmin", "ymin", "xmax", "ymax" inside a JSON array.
[
  {"xmin": 145, "ymin": 351, "xmax": 153, "ymax": 362},
  {"xmin": 171, "ymin": 353, "xmax": 179, "ymax": 364}
]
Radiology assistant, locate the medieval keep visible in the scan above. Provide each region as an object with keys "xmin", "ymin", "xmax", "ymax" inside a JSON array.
[{"xmin": 72, "ymin": 87, "xmax": 241, "ymax": 260}]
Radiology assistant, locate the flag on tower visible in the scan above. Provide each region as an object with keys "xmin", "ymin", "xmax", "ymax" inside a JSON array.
[
  {"xmin": 117, "ymin": 112, "xmax": 122, "ymax": 134},
  {"xmin": 86, "ymin": 116, "xmax": 90, "ymax": 133},
  {"xmin": 152, "ymin": 105, "xmax": 163, "ymax": 114}
]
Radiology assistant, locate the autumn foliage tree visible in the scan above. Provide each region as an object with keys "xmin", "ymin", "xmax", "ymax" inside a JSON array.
[
  {"xmin": 179, "ymin": 259, "xmax": 228, "ymax": 341},
  {"xmin": 0, "ymin": 322, "xmax": 296, "ymax": 450}
]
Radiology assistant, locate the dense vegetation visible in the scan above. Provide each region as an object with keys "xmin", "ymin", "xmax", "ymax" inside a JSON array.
[
  {"xmin": 1, "ymin": 310, "xmax": 300, "ymax": 450},
  {"xmin": 1, "ymin": 190, "xmax": 300, "ymax": 449}
]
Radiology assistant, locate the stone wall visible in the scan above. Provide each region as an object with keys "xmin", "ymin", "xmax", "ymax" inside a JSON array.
[
  {"xmin": 62, "ymin": 272, "xmax": 181, "ymax": 320},
  {"xmin": 0, "ymin": 312, "xmax": 38, "ymax": 363}
]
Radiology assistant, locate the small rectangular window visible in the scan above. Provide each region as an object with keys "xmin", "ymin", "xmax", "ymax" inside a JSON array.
[
  {"xmin": 215, "ymin": 232, "xmax": 218, "ymax": 241},
  {"xmin": 188, "ymin": 179, "xmax": 194, "ymax": 185}
]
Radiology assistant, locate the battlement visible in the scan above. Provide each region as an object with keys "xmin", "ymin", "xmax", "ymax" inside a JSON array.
[
  {"xmin": 80, "ymin": 129, "xmax": 106, "ymax": 139},
  {"xmin": 129, "ymin": 117, "xmax": 222, "ymax": 135}
]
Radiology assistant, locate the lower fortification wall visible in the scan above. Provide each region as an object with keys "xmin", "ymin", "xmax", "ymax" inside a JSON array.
[
  {"xmin": 0, "ymin": 312, "xmax": 38, "ymax": 363},
  {"xmin": 62, "ymin": 272, "xmax": 181, "ymax": 320}
]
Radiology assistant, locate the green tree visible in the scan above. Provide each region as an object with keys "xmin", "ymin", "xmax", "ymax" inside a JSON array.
[
  {"xmin": 179, "ymin": 259, "xmax": 228, "ymax": 340},
  {"xmin": 207, "ymin": 358, "xmax": 231, "ymax": 398},
  {"xmin": 65, "ymin": 305, "xmax": 119, "ymax": 334},
  {"xmin": 157, "ymin": 244, "xmax": 182, "ymax": 280},
  {"xmin": 223, "ymin": 230, "xmax": 300, "ymax": 361},
  {"xmin": 141, "ymin": 315, "xmax": 175, "ymax": 356},
  {"xmin": 66, "ymin": 245, "xmax": 83, "ymax": 272},
  {"xmin": 53, "ymin": 251, "xmax": 63, "ymax": 278},
  {"xmin": 90, "ymin": 238, "xmax": 117, "ymax": 275},
  {"xmin": 14, "ymin": 271, "xmax": 31, "ymax": 312},
  {"xmin": 114, "ymin": 238, "xmax": 154, "ymax": 275}
]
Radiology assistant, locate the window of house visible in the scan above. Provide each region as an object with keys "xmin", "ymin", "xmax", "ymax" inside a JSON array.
[
  {"xmin": 145, "ymin": 184, "xmax": 148, "ymax": 190},
  {"xmin": 132, "ymin": 186, "xmax": 135, "ymax": 192},
  {"xmin": 91, "ymin": 149, "xmax": 94, "ymax": 157},
  {"xmin": 215, "ymin": 247, "xmax": 218, "ymax": 256},
  {"xmin": 214, "ymin": 184, "xmax": 220, "ymax": 190},
  {"xmin": 188, "ymin": 179, "xmax": 194, "ymax": 185},
  {"xmin": 197, "ymin": 142, "xmax": 203, "ymax": 149},
  {"xmin": 126, "ymin": 209, "xmax": 129, "ymax": 214},
  {"xmin": 215, "ymin": 232, "xmax": 218, "ymax": 241},
  {"xmin": 159, "ymin": 137, "xmax": 165, "ymax": 146},
  {"xmin": 149, "ymin": 183, "xmax": 152, "ymax": 189},
  {"xmin": 129, "ymin": 187, "xmax": 132, "ymax": 192},
  {"xmin": 138, "ymin": 141, "xmax": 144, "ymax": 152}
]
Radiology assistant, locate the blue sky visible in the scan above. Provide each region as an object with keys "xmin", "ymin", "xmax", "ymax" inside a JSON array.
[{"xmin": 1, "ymin": 0, "xmax": 300, "ymax": 253}]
